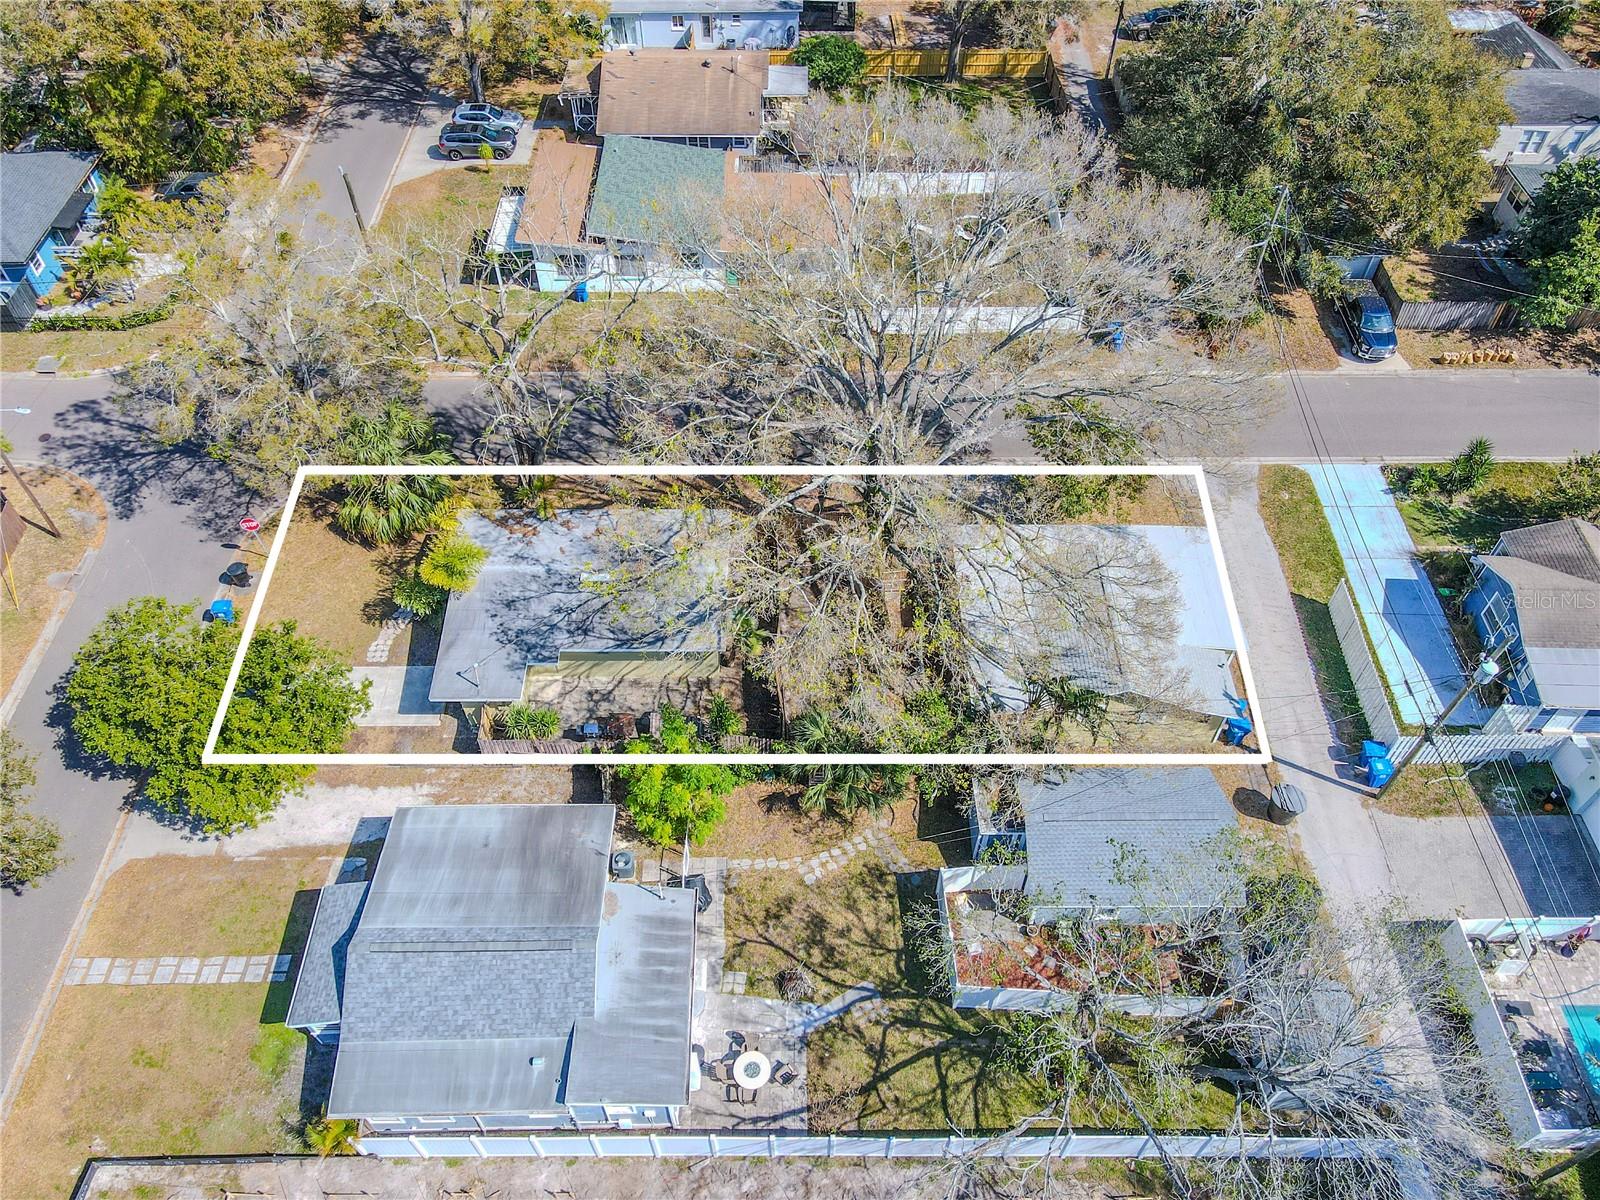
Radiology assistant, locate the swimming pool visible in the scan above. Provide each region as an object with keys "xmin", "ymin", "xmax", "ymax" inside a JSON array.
[{"xmin": 1561, "ymin": 1005, "xmax": 1600, "ymax": 1096}]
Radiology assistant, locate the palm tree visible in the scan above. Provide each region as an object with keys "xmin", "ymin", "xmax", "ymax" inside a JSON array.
[
  {"xmin": 68, "ymin": 237, "xmax": 136, "ymax": 298},
  {"xmin": 334, "ymin": 403, "xmax": 455, "ymax": 545},
  {"xmin": 790, "ymin": 710, "xmax": 903, "ymax": 818},
  {"xmin": 304, "ymin": 1115, "xmax": 359, "ymax": 1156},
  {"xmin": 1026, "ymin": 674, "xmax": 1111, "ymax": 744}
]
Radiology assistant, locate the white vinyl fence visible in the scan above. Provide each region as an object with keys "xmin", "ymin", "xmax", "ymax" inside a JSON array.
[
  {"xmin": 356, "ymin": 1131, "xmax": 1391, "ymax": 1162},
  {"xmin": 1329, "ymin": 580, "xmax": 1402, "ymax": 745}
]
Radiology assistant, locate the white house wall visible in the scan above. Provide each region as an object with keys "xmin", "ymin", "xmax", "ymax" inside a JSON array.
[
  {"xmin": 1484, "ymin": 123, "xmax": 1600, "ymax": 164},
  {"xmin": 605, "ymin": 10, "xmax": 798, "ymax": 52}
]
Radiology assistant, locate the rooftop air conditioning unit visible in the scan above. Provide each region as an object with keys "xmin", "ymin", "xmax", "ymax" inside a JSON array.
[{"xmin": 611, "ymin": 849, "xmax": 637, "ymax": 881}]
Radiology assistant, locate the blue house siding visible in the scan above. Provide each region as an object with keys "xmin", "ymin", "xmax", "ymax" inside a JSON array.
[
  {"xmin": 1466, "ymin": 566, "xmax": 1543, "ymax": 706},
  {"xmin": 605, "ymin": 8, "xmax": 798, "ymax": 50},
  {"xmin": 1, "ymin": 167, "xmax": 102, "ymax": 300}
]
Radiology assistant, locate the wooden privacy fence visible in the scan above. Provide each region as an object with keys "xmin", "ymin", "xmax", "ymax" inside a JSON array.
[
  {"xmin": 770, "ymin": 47, "xmax": 1052, "ymax": 79},
  {"xmin": 1372, "ymin": 263, "xmax": 1518, "ymax": 331},
  {"xmin": 1329, "ymin": 580, "xmax": 1403, "ymax": 746}
]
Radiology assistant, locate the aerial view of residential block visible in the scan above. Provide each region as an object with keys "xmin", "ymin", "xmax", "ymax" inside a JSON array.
[{"xmin": 0, "ymin": 2, "xmax": 1598, "ymax": 1199}]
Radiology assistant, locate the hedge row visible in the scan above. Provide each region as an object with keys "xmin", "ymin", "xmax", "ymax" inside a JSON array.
[{"xmin": 27, "ymin": 296, "xmax": 177, "ymax": 332}]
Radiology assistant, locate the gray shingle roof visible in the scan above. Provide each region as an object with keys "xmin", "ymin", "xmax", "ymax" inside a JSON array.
[
  {"xmin": 1470, "ymin": 16, "xmax": 1577, "ymax": 70},
  {"xmin": 586, "ymin": 136, "xmax": 726, "ymax": 243},
  {"xmin": 430, "ymin": 508, "xmax": 730, "ymax": 704},
  {"xmin": 1502, "ymin": 69, "xmax": 1600, "ymax": 125},
  {"xmin": 315, "ymin": 804, "xmax": 696, "ymax": 1122},
  {"xmin": 285, "ymin": 881, "xmax": 367, "ymax": 1030},
  {"xmin": 0, "ymin": 150, "xmax": 98, "ymax": 264},
  {"xmin": 1508, "ymin": 162, "xmax": 1559, "ymax": 198},
  {"xmin": 1481, "ymin": 519, "xmax": 1600, "ymax": 653},
  {"xmin": 1021, "ymin": 767, "xmax": 1241, "ymax": 916}
]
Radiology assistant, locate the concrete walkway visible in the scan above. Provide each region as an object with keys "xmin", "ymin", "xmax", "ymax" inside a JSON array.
[
  {"xmin": 792, "ymin": 983, "xmax": 884, "ymax": 1036},
  {"xmin": 1301, "ymin": 463, "xmax": 1491, "ymax": 726},
  {"xmin": 65, "ymin": 953, "xmax": 291, "ymax": 987}
]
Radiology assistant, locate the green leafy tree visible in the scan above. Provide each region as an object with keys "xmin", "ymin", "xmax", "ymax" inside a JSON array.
[
  {"xmin": 616, "ymin": 708, "xmax": 734, "ymax": 846},
  {"xmin": 0, "ymin": 730, "xmax": 66, "ymax": 891},
  {"xmin": 124, "ymin": 176, "xmax": 426, "ymax": 495},
  {"xmin": 392, "ymin": 574, "xmax": 450, "ymax": 619},
  {"xmin": 1533, "ymin": 452, "xmax": 1600, "ymax": 522},
  {"xmin": 66, "ymin": 598, "xmax": 368, "ymax": 833},
  {"xmin": 790, "ymin": 35, "xmax": 867, "ymax": 91},
  {"xmin": 1119, "ymin": 1, "xmax": 1509, "ymax": 250},
  {"xmin": 333, "ymin": 404, "xmax": 455, "ymax": 545},
  {"xmin": 1515, "ymin": 158, "xmax": 1600, "ymax": 328},
  {"xmin": 499, "ymin": 703, "xmax": 561, "ymax": 739},
  {"xmin": 377, "ymin": 0, "xmax": 605, "ymax": 101},
  {"xmin": 419, "ymin": 534, "xmax": 489, "ymax": 591},
  {"xmin": 0, "ymin": 1, "xmax": 354, "ymax": 182}
]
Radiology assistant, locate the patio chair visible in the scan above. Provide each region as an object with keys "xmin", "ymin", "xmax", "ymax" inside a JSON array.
[
  {"xmin": 727, "ymin": 1030, "xmax": 746, "ymax": 1051},
  {"xmin": 773, "ymin": 1062, "xmax": 798, "ymax": 1087}
]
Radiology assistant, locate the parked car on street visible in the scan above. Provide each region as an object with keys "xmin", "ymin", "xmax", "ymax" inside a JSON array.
[
  {"xmin": 1121, "ymin": 4, "xmax": 1192, "ymax": 39},
  {"xmin": 1335, "ymin": 285, "xmax": 1399, "ymax": 361},
  {"xmin": 437, "ymin": 124, "xmax": 517, "ymax": 160},
  {"xmin": 450, "ymin": 103, "xmax": 524, "ymax": 134},
  {"xmin": 155, "ymin": 171, "xmax": 219, "ymax": 202}
]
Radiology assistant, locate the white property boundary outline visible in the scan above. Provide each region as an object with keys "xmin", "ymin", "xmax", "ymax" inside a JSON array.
[{"xmin": 203, "ymin": 464, "xmax": 1270, "ymax": 767}]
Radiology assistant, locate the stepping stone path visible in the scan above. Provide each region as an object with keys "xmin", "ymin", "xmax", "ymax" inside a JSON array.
[
  {"xmin": 724, "ymin": 824, "xmax": 915, "ymax": 888},
  {"xmin": 364, "ymin": 610, "xmax": 416, "ymax": 664},
  {"xmin": 719, "ymin": 970, "xmax": 748, "ymax": 996},
  {"xmin": 65, "ymin": 954, "xmax": 292, "ymax": 987},
  {"xmin": 792, "ymin": 982, "xmax": 882, "ymax": 1035}
]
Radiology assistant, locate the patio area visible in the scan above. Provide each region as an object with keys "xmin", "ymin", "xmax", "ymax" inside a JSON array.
[
  {"xmin": 1454, "ymin": 918, "xmax": 1600, "ymax": 1143},
  {"xmin": 520, "ymin": 658, "xmax": 742, "ymax": 737}
]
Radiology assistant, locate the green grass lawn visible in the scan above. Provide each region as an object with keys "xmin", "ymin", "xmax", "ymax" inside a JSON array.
[
  {"xmin": 1392, "ymin": 462, "xmax": 1559, "ymax": 552},
  {"xmin": 1256, "ymin": 465, "xmax": 1372, "ymax": 752},
  {"xmin": 1371, "ymin": 760, "xmax": 1563, "ymax": 819}
]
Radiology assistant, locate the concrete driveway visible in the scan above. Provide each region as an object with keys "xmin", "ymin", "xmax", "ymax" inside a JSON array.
[
  {"xmin": 1302, "ymin": 463, "xmax": 1492, "ymax": 727},
  {"xmin": 388, "ymin": 102, "xmax": 542, "ymax": 193}
]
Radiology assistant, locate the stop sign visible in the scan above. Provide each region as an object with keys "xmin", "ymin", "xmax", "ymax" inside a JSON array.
[{"xmin": 239, "ymin": 516, "xmax": 260, "ymax": 533}]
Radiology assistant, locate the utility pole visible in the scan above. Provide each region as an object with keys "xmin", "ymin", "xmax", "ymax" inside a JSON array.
[
  {"xmin": 338, "ymin": 166, "xmax": 368, "ymax": 242},
  {"xmin": 1104, "ymin": 0, "xmax": 1126, "ymax": 80},
  {"xmin": 1377, "ymin": 655, "xmax": 1502, "ymax": 795}
]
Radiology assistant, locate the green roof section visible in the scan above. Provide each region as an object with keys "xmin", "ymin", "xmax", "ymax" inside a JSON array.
[{"xmin": 586, "ymin": 135, "xmax": 725, "ymax": 243}]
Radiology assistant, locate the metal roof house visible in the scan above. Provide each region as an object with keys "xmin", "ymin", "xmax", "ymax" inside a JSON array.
[
  {"xmin": 1468, "ymin": 518, "xmax": 1600, "ymax": 736},
  {"xmin": 286, "ymin": 804, "xmax": 698, "ymax": 1132},
  {"xmin": 954, "ymin": 523, "xmax": 1243, "ymax": 724},
  {"xmin": 0, "ymin": 149, "xmax": 103, "ymax": 331},
  {"xmin": 939, "ymin": 767, "xmax": 1242, "ymax": 1013},
  {"xmin": 428, "ymin": 507, "xmax": 729, "ymax": 708}
]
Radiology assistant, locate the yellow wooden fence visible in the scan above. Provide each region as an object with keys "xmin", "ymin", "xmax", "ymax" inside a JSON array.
[{"xmin": 769, "ymin": 47, "xmax": 1052, "ymax": 80}]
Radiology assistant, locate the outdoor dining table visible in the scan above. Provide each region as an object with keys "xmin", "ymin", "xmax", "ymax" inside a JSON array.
[{"xmin": 732, "ymin": 1049, "xmax": 772, "ymax": 1090}]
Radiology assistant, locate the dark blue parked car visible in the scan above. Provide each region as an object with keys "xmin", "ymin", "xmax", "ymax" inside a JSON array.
[{"xmin": 1335, "ymin": 288, "xmax": 1398, "ymax": 361}]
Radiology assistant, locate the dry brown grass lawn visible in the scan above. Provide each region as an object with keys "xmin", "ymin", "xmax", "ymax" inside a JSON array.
[
  {"xmin": 1258, "ymin": 284, "xmax": 1342, "ymax": 371},
  {"xmin": 307, "ymin": 762, "xmax": 583, "ymax": 804},
  {"xmin": 1396, "ymin": 326, "xmax": 1600, "ymax": 371},
  {"xmin": 76, "ymin": 849, "xmax": 341, "ymax": 961},
  {"xmin": 378, "ymin": 160, "xmax": 528, "ymax": 232},
  {"xmin": 694, "ymin": 781, "xmax": 952, "ymax": 869},
  {"xmin": 255, "ymin": 498, "xmax": 425, "ymax": 665},
  {"xmin": 1, "ymin": 985, "xmax": 310, "ymax": 1200},
  {"xmin": 0, "ymin": 299, "xmax": 201, "ymax": 375},
  {"xmin": 0, "ymin": 466, "xmax": 106, "ymax": 698},
  {"xmin": 1, "ymin": 849, "xmax": 341, "ymax": 1198}
]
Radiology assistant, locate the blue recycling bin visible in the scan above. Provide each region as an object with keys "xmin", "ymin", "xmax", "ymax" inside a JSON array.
[
  {"xmin": 572, "ymin": 281, "xmax": 589, "ymax": 302},
  {"xmin": 1107, "ymin": 321, "xmax": 1126, "ymax": 352},
  {"xmin": 206, "ymin": 597, "xmax": 235, "ymax": 624},
  {"xmin": 1361, "ymin": 740, "xmax": 1395, "ymax": 788},
  {"xmin": 1222, "ymin": 715, "xmax": 1253, "ymax": 746}
]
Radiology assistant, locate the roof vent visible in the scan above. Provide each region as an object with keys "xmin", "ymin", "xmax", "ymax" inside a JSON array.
[{"xmin": 611, "ymin": 849, "xmax": 636, "ymax": 881}]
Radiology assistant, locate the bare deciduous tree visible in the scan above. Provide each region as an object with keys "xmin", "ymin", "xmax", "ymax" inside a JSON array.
[
  {"xmin": 908, "ymin": 826, "xmax": 1508, "ymax": 1200},
  {"xmin": 119, "ymin": 174, "xmax": 424, "ymax": 494}
]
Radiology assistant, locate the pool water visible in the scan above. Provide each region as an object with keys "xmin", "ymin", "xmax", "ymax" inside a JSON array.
[{"xmin": 1561, "ymin": 1005, "xmax": 1600, "ymax": 1095}]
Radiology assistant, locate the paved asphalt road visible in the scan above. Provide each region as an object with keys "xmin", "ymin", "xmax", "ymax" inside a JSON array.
[
  {"xmin": 0, "ymin": 361, "xmax": 1594, "ymax": 1105},
  {"xmin": 0, "ymin": 37, "xmax": 432, "ymax": 1106},
  {"xmin": 293, "ymin": 35, "xmax": 431, "ymax": 238}
]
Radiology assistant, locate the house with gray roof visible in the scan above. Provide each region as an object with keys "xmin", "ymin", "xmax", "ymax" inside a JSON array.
[
  {"xmin": 938, "ymin": 767, "xmax": 1242, "ymax": 1013},
  {"xmin": 0, "ymin": 149, "xmax": 103, "ymax": 330},
  {"xmin": 1468, "ymin": 519, "xmax": 1600, "ymax": 735},
  {"xmin": 428, "ymin": 507, "xmax": 730, "ymax": 712},
  {"xmin": 285, "ymin": 804, "xmax": 697, "ymax": 1132},
  {"xmin": 602, "ymin": 1, "xmax": 801, "ymax": 52}
]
